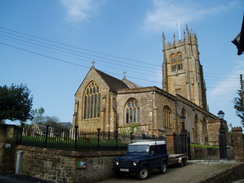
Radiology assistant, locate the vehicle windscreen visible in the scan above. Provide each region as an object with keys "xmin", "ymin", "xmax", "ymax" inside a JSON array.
[{"xmin": 127, "ymin": 145, "xmax": 149, "ymax": 153}]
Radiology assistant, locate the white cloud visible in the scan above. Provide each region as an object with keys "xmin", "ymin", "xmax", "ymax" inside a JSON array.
[
  {"xmin": 209, "ymin": 75, "xmax": 238, "ymax": 97},
  {"xmin": 209, "ymin": 59, "xmax": 244, "ymax": 97},
  {"xmin": 60, "ymin": 0, "xmax": 98, "ymax": 22},
  {"xmin": 143, "ymin": 0, "xmax": 239, "ymax": 32},
  {"xmin": 206, "ymin": 60, "xmax": 244, "ymax": 126}
]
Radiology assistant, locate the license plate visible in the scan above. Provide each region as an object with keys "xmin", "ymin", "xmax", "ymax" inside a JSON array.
[{"xmin": 120, "ymin": 168, "xmax": 129, "ymax": 172}]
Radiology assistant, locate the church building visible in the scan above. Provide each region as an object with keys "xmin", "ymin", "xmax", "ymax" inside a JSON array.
[{"xmin": 72, "ymin": 27, "xmax": 223, "ymax": 146}]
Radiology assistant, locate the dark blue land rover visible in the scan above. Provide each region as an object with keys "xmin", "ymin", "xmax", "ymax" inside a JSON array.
[{"xmin": 113, "ymin": 140, "xmax": 168, "ymax": 179}]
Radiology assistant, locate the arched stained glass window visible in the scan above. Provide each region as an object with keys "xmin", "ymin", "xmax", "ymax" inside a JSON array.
[
  {"xmin": 181, "ymin": 108, "xmax": 187, "ymax": 130},
  {"xmin": 202, "ymin": 117, "xmax": 208, "ymax": 143},
  {"xmin": 125, "ymin": 98, "xmax": 140, "ymax": 123},
  {"xmin": 83, "ymin": 82, "xmax": 101, "ymax": 119},
  {"xmin": 194, "ymin": 115, "xmax": 198, "ymax": 143},
  {"xmin": 163, "ymin": 106, "xmax": 171, "ymax": 127}
]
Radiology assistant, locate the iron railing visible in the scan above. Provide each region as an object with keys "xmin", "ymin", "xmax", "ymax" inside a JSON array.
[
  {"xmin": 18, "ymin": 125, "xmax": 151, "ymax": 151},
  {"xmin": 18, "ymin": 125, "xmax": 166, "ymax": 151}
]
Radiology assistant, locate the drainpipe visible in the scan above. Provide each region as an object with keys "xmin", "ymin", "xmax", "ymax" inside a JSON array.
[{"xmin": 15, "ymin": 151, "xmax": 23, "ymax": 174}]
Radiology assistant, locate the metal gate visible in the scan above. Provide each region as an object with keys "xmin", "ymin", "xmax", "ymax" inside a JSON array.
[{"xmin": 174, "ymin": 132, "xmax": 191, "ymax": 159}]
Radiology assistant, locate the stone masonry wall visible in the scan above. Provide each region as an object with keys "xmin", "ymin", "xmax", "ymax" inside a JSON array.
[
  {"xmin": 16, "ymin": 145, "xmax": 125, "ymax": 183},
  {"xmin": 0, "ymin": 124, "xmax": 20, "ymax": 173},
  {"xmin": 190, "ymin": 146, "xmax": 220, "ymax": 160},
  {"xmin": 232, "ymin": 127, "xmax": 244, "ymax": 162}
]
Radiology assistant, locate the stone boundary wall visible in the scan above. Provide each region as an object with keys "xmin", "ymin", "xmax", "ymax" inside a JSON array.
[
  {"xmin": 191, "ymin": 147, "xmax": 220, "ymax": 160},
  {"xmin": 0, "ymin": 124, "xmax": 20, "ymax": 173},
  {"xmin": 196, "ymin": 163, "xmax": 244, "ymax": 183},
  {"xmin": 191, "ymin": 146, "xmax": 235, "ymax": 160},
  {"xmin": 16, "ymin": 145, "xmax": 125, "ymax": 183},
  {"xmin": 232, "ymin": 127, "xmax": 244, "ymax": 162}
]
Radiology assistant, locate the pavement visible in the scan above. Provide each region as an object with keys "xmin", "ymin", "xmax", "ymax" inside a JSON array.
[
  {"xmin": 96, "ymin": 161, "xmax": 243, "ymax": 183},
  {"xmin": 187, "ymin": 159, "xmax": 237, "ymax": 164},
  {"xmin": 0, "ymin": 174, "xmax": 54, "ymax": 183},
  {"xmin": 0, "ymin": 161, "xmax": 243, "ymax": 183}
]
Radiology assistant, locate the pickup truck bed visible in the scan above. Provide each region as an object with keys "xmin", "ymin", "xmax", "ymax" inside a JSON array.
[{"xmin": 168, "ymin": 154, "xmax": 187, "ymax": 166}]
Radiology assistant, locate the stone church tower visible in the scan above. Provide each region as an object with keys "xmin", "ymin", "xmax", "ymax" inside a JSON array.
[{"xmin": 162, "ymin": 26, "xmax": 207, "ymax": 110}]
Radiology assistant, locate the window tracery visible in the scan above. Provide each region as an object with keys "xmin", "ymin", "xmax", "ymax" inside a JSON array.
[
  {"xmin": 163, "ymin": 106, "xmax": 171, "ymax": 127},
  {"xmin": 125, "ymin": 98, "xmax": 140, "ymax": 123},
  {"xmin": 170, "ymin": 52, "xmax": 183, "ymax": 72},
  {"xmin": 83, "ymin": 81, "xmax": 101, "ymax": 119},
  {"xmin": 194, "ymin": 115, "xmax": 198, "ymax": 143}
]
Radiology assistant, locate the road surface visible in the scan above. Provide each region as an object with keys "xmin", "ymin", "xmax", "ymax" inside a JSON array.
[{"xmin": 96, "ymin": 163, "xmax": 239, "ymax": 183}]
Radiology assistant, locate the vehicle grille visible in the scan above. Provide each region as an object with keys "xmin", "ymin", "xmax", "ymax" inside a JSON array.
[{"xmin": 119, "ymin": 160, "xmax": 132, "ymax": 167}]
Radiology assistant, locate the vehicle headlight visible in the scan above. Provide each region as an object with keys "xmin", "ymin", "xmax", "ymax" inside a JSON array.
[
  {"xmin": 133, "ymin": 161, "xmax": 137, "ymax": 166},
  {"xmin": 115, "ymin": 161, "xmax": 119, "ymax": 165}
]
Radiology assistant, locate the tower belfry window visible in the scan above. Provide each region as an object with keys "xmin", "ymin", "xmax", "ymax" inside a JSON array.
[
  {"xmin": 178, "ymin": 63, "xmax": 183, "ymax": 70},
  {"xmin": 170, "ymin": 54, "xmax": 176, "ymax": 62},
  {"xmin": 172, "ymin": 65, "xmax": 177, "ymax": 71},
  {"xmin": 170, "ymin": 52, "xmax": 183, "ymax": 72},
  {"xmin": 176, "ymin": 52, "xmax": 183, "ymax": 61}
]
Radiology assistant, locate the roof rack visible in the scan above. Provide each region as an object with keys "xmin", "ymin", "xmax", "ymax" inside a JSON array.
[{"xmin": 130, "ymin": 140, "xmax": 166, "ymax": 145}]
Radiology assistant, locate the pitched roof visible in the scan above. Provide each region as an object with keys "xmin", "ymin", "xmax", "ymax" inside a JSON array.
[
  {"xmin": 122, "ymin": 77, "xmax": 140, "ymax": 88},
  {"xmin": 95, "ymin": 68, "xmax": 129, "ymax": 91}
]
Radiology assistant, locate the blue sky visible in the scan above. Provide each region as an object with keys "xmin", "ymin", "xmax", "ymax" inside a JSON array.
[{"xmin": 0, "ymin": 0, "xmax": 243, "ymax": 127}]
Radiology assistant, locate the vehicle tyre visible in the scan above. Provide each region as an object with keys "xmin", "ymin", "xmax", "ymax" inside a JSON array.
[
  {"xmin": 179, "ymin": 159, "xmax": 184, "ymax": 167},
  {"xmin": 179, "ymin": 158, "xmax": 187, "ymax": 167},
  {"xmin": 183, "ymin": 158, "xmax": 187, "ymax": 166},
  {"xmin": 159, "ymin": 161, "xmax": 167, "ymax": 174},
  {"xmin": 137, "ymin": 166, "xmax": 150, "ymax": 180}
]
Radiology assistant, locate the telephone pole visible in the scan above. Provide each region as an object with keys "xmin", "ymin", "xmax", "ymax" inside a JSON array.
[{"xmin": 240, "ymin": 74, "xmax": 244, "ymax": 107}]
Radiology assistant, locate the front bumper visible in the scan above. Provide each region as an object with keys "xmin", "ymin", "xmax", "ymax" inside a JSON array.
[{"xmin": 113, "ymin": 166, "xmax": 139, "ymax": 173}]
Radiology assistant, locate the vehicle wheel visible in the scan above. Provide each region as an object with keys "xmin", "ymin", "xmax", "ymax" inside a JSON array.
[
  {"xmin": 137, "ymin": 166, "xmax": 150, "ymax": 180},
  {"xmin": 183, "ymin": 158, "xmax": 187, "ymax": 166},
  {"xmin": 159, "ymin": 161, "xmax": 167, "ymax": 174},
  {"xmin": 179, "ymin": 158, "xmax": 187, "ymax": 167},
  {"xmin": 179, "ymin": 159, "xmax": 184, "ymax": 167}
]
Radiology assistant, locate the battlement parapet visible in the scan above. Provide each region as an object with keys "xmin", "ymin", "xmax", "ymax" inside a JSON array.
[{"xmin": 232, "ymin": 127, "xmax": 243, "ymax": 132}]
